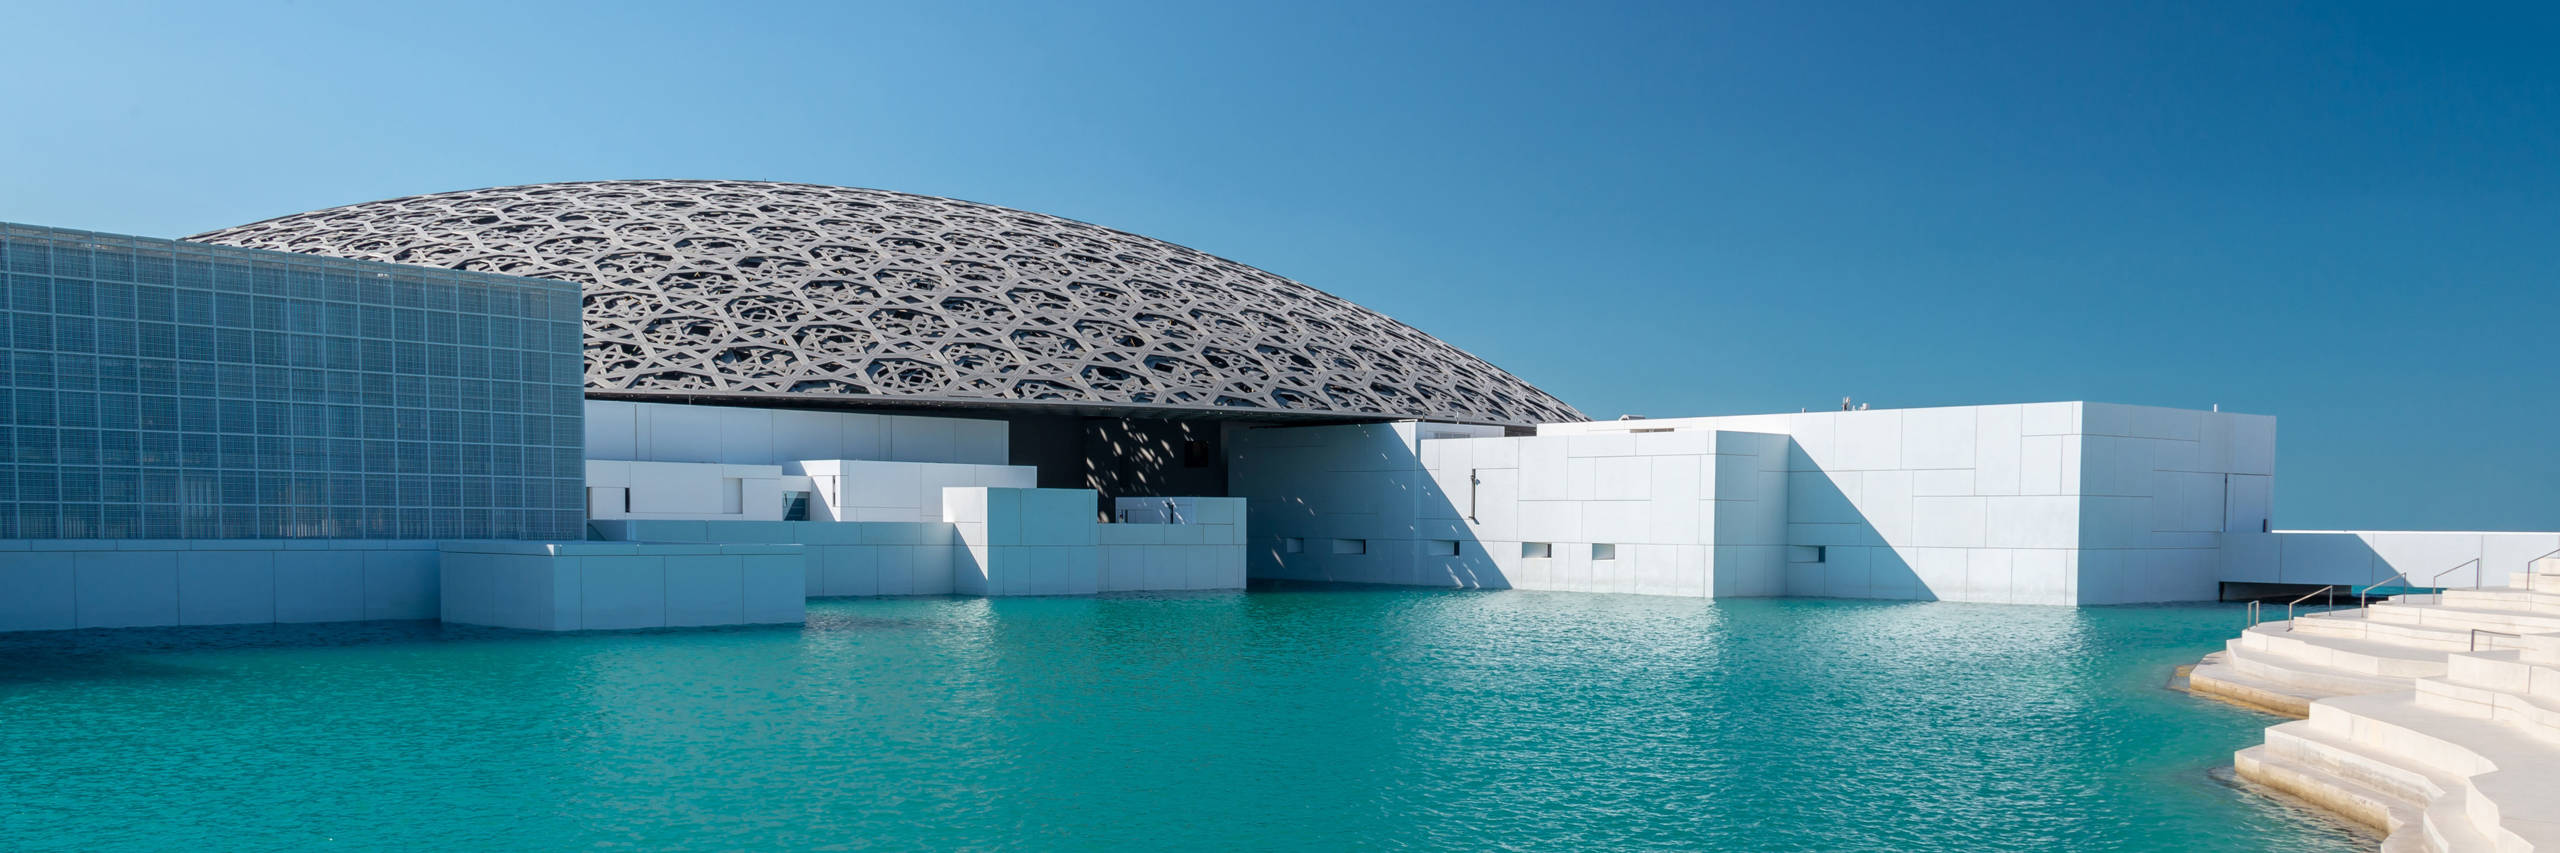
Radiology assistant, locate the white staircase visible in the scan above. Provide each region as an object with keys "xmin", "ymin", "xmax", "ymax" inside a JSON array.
[{"xmin": 2198, "ymin": 556, "xmax": 2560, "ymax": 852}]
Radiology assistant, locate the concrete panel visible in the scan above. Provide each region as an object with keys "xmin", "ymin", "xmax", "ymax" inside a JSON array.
[
  {"xmin": 1869, "ymin": 547, "xmax": 1918, "ymax": 600},
  {"xmin": 1900, "ymin": 407, "xmax": 1976, "ymax": 470},
  {"xmin": 886, "ymin": 415, "xmax": 958, "ymax": 463},
  {"xmin": 1964, "ymin": 548, "xmax": 2015, "ymax": 603},
  {"xmin": 0, "ymin": 552, "xmax": 78, "ymax": 632},
  {"xmin": 581, "ymin": 556, "xmax": 667, "ymax": 630},
  {"xmin": 1912, "ymin": 497, "xmax": 1988, "ymax": 549},
  {"xmin": 1985, "ymin": 497, "xmax": 2078, "ymax": 549},
  {"xmin": 1912, "ymin": 547, "xmax": 1965, "ymax": 601},
  {"xmin": 2012, "ymin": 549, "xmax": 2070, "ymax": 605},
  {"xmin": 2021, "ymin": 402, "xmax": 2079, "ymax": 436},
  {"xmin": 1822, "ymin": 545, "xmax": 1871, "ymax": 598},
  {"xmin": 2278, "ymin": 533, "xmax": 2379, "ymax": 586},
  {"xmin": 1856, "ymin": 470, "xmax": 1914, "ymax": 544},
  {"xmin": 74, "ymin": 551, "xmax": 179, "ymax": 629},
  {"xmin": 585, "ymin": 400, "xmax": 639, "ymax": 460},
  {"xmin": 273, "ymin": 552, "xmax": 365, "ymax": 624},
  {"xmin": 1913, "ymin": 469, "xmax": 1973, "ymax": 497},
  {"xmin": 742, "ymin": 555, "xmax": 805, "ymax": 622},
  {"xmin": 177, "ymin": 551, "xmax": 275, "ymax": 626},
  {"xmin": 1833, "ymin": 410, "xmax": 1902, "ymax": 471},
  {"xmin": 2020, "ymin": 435, "xmax": 2064, "ymax": 495},
  {"xmin": 2219, "ymin": 531, "xmax": 2280, "ymax": 583},
  {"xmin": 1518, "ymin": 438, "xmax": 1568, "ymax": 501},
  {"xmin": 362, "ymin": 551, "xmax": 440, "ymax": 620},
  {"xmin": 664, "ymin": 555, "xmax": 747, "ymax": 626},
  {"xmin": 1788, "ymin": 471, "xmax": 1860, "ymax": 525},
  {"xmin": 1972, "ymin": 404, "xmax": 2023, "ymax": 496}
]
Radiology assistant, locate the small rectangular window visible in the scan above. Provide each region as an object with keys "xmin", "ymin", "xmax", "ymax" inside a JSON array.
[
  {"xmin": 1427, "ymin": 540, "xmax": 1460, "ymax": 556},
  {"xmin": 782, "ymin": 490, "xmax": 811, "ymax": 522},
  {"xmin": 1593, "ymin": 543, "xmax": 1617, "ymax": 561},
  {"xmin": 1332, "ymin": 538, "xmax": 1367, "ymax": 555},
  {"xmin": 1523, "ymin": 542, "xmax": 1552, "ymax": 559},
  {"xmin": 1282, "ymin": 536, "xmax": 1304, "ymax": 554}
]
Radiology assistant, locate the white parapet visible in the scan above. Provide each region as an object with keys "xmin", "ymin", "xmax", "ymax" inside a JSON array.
[
  {"xmin": 946, "ymin": 487, "xmax": 1243, "ymax": 595},
  {"xmin": 438, "ymin": 541, "xmax": 805, "ymax": 631},
  {"xmin": 0, "ymin": 539, "xmax": 443, "ymax": 632}
]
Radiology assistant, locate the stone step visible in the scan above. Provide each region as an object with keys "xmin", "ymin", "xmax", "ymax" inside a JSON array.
[
  {"xmin": 2438, "ymin": 587, "xmax": 2560, "ymax": 614},
  {"xmin": 2290, "ymin": 612, "xmax": 2482, "ymax": 652},
  {"xmin": 2415, "ymin": 675, "xmax": 2560, "ymax": 750},
  {"xmin": 2366, "ymin": 601, "xmax": 2560, "ymax": 635},
  {"xmin": 2189, "ymin": 658, "xmax": 2326, "ymax": 718},
  {"xmin": 2248, "ymin": 723, "xmax": 2493, "ymax": 852},
  {"xmin": 2223, "ymin": 642, "xmax": 2409, "ymax": 698},
  {"xmin": 2307, "ymin": 692, "xmax": 2560, "ymax": 851},
  {"xmin": 2445, "ymin": 650, "xmax": 2560, "ymax": 704},
  {"xmin": 2497, "ymin": 570, "xmax": 2560, "ymax": 591},
  {"xmin": 2237, "ymin": 624, "xmax": 2450, "ymax": 679}
]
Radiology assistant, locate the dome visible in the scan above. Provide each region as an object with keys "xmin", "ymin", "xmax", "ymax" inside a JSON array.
[{"xmin": 187, "ymin": 180, "xmax": 1583, "ymax": 426}]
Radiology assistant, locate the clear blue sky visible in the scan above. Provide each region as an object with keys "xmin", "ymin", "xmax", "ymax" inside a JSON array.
[{"xmin": 2, "ymin": 0, "xmax": 2553, "ymax": 530}]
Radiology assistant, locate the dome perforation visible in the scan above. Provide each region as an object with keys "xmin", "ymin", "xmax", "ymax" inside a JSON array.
[{"xmin": 189, "ymin": 179, "xmax": 1582, "ymax": 425}]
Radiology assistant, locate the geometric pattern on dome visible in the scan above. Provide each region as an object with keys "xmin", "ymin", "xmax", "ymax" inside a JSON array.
[{"xmin": 189, "ymin": 179, "xmax": 1583, "ymax": 426}]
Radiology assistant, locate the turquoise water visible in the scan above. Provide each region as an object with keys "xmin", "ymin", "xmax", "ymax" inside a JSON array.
[{"xmin": 0, "ymin": 590, "xmax": 2367, "ymax": 851}]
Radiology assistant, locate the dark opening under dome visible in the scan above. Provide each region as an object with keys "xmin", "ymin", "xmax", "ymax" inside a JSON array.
[{"xmin": 188, "ymin": 179, "xmax": 1584, "ymax": 426}]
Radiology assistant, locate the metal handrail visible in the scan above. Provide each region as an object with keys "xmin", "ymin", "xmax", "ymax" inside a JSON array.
[
  {"xmin": 2361, "ymin": 569, "xmax": 2412, "ymax": 609},
  {"xmin": 2523, "ymin": 547, "xmax": 2560, "ymax": 593},
  {"xmin": 2285, "ymin": 585, "xmax": 2337, "ymax": 632},
  {"xmin": 2473, "ymin": 628, "xmax": 2522, "ymax": 652},
  {"xmin": 2428, "ymin": 558, "xmax": 2480, "ymax": 605},
  {"xmin": 2245, "ymin": 599, "xmax": 2262, "ymax": 628}
]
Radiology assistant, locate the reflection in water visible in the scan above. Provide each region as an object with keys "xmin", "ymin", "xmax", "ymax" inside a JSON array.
[{"xmin": 0, "ymin": 592, "xmax": 2364, "ymax": 851}]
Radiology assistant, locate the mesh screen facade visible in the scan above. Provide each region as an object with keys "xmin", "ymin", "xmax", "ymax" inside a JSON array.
[{"xmin": 0, "ymin": 223, "xmax": 586, "ymax": 539}]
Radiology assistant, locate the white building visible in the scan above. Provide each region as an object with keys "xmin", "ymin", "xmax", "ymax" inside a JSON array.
[
  {"xmin": 4, "ymin": 181, "xmax": 2548, "ymax": 635},
  {"xmin": 1231, "ymin": 403, "xmax": 2555, "ymax": 606}
]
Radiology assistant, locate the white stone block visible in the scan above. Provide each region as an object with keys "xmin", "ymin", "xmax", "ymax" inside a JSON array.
[
  {"xmin": 1787, "ymin": 471, "xmax": 1860, "ymax": 524},
  {"xmin": 665, "ymin": 556, "xmax": 747, "ymax": 626},
  {"xmin": 1857, "ymin": 470, "xmax": 1915, "ymax": 544},
  {"xmin": 1985, "ymin": 496, "xmax": 2078, "ymax": 549},
  {"xmin": 2276, "ymin": 533, "xmax": 2377, "ymax": 586},
  {"xmin": 0, "ymin": 552, "xmax": 76, "ymax": 632},
  {"xmin": 72, "ymin": 551, "xmax": 178, "ymax": 629},
  {"xmin": 273, "ymin": 552, "xmax": 365, "ymax": 624},
  {"xmin": 1786, "ymin": 412, "xmax": 1838, "ymax": 469},
  {"xmin": 2020, "ymin": 435, "xmax": 2064, "ymax": 495},
  {"xmin": 1595, "ymin": 457, "xmax": 1651, "ymax": 501},
  {"xmin": 912, "ymin": 545, "xmax": 955, "ymax": 595},
  {"xmin": 1635, "ymin": 430, "xmax": 1716, "ymax": 457},
  {"xmin": 943, "ymin": 487, "xmax": 988, "ymax": 524},
  {"xmin": 743, "ymin": 554, "xmax": 806, "ymax": 622},
  {"xmin": 1566, "ymin": 434, "xmax": 1636, "ymax": 458},
  {"xmin": 1833, "ymin": 410, "xmax": 1903, "ymax": 471},
  {"xmin": 363, "ymin": 551, "xmax": 440, "ymax": 621},
  {"xmin": 2011, "ymin": 549, "xmax": 2070, "ymax": 605},
  {"xmin": 1912, "ymin": 547, "xmax": 1965, "ymax": 601},
  {"xmin": 1519, "ymin": 439, "xmax": 1568, "ymax": 500},
  {"xmin": 1964, "ymin": 549, "xmax": 2014, "ymax": 603},
  {"xmin": 1822, "ymin": 546, "xmax": 1871, "ymax": 598},
  {"xmin": 1900, "ymin": 408, "xmax": 1976, "ymax": 470},
  {"xmin": 582, "ymin": 556, "xmax": 667, "ymax": 630},
  {"xmin": 950, "ymin": 418, "xmax": 1008, "ymax": 465},
  {"xmin": 177, "ymin": 551, "xmax": 275, "ymax": 626},
  {"xmin": 1971, "ymin": 404, "xmax": 2023, "ymax": 496},
  {"xmin": 1912, "ymin": 497, "xmax": 1988, "ymax": 549},
  {"xmin": 1912, "ymin": 469, "xmax": 1972, "ymax": 497},
  {"xmin": 2021, "ymin": 402, "xmax": 2079, "ymax": 436}
]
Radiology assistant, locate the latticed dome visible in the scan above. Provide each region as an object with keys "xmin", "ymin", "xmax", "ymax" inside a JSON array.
[{"xmin": 189, "ymin": 180, "xmax": 1583, "ymax": 426}]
